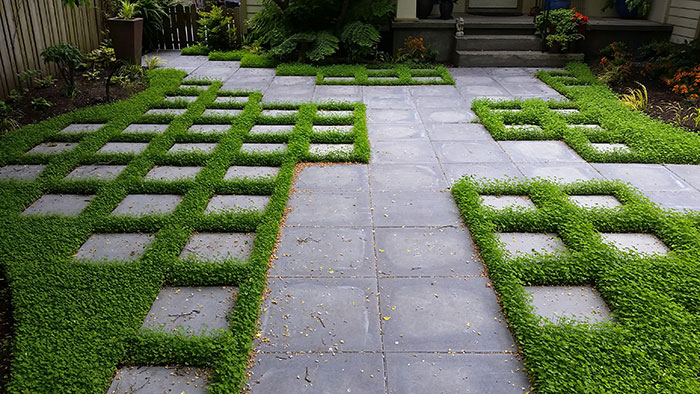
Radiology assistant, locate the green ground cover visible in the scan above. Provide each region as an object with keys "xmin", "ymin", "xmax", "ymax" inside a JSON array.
[
  {"xmin": 452, "ymin": 177, "xmax": 700, "ymax": 393},
  {"xmin": 0, "ymin": 69, "xmax": 368, "ymax": 392},
  {"xmin": 473, "ymin": 62, "xmax": 700, "ymax": 163}
]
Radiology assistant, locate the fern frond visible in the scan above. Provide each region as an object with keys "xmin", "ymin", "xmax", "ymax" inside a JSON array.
[
  {"xmin": 307, "ymin": 31, "xmax": 339, "ymax": 62},
  {"xmin": 340, "ymin": 21, "xmax": 380, "ymax": 48}
]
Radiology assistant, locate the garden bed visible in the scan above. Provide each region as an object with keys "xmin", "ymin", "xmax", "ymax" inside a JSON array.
[
  {"xmin": 10, "ymin": 75, "xmax": 145, "ymax": 127},
  {"xmin": 0, "ymin": 267, "xmax": 11, "ymax": 393}
]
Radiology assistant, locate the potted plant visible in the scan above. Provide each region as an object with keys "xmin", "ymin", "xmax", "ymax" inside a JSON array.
[
  {"xmin": 535, "ymin": 8, "xmax": 586, "ymax": 53},
  {"xmin": 439, "ymin": 0, "xmax": 458, "ymax": 19},
  {"xmin": 107, "ymin": 0, "xmax": 143, "ymax": 64},
  {"xmin": 604, "ymin": 0, "xmax": 651, "ymax": 18}
]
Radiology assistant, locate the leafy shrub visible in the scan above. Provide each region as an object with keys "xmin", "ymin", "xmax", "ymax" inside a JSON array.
[
  {"xmin": 535, "ymin": 8, "xmax": 585, "ymax": 51},
  {"xmin": 598, "ymin": 42, "xmax": 632, "ymax": 84},
  {"xmin": 197, "ymin": 6, "xmax": 237, "ymax": 51},
  {"xmin": 665, "ymin": 64, "xmax": 700, "ymax": 102},
  {"xmin": 0, "ymin": 101, "xmax": 20, "ymax": 133},
  {"xmin": 118, "ymin": 0, "xmax": 137, "ymax": 19},
  {"xmin": 249, "ymin": 0, "xmax": 394, "ymax": 63},
  {"xmin": 40, "ymin": 43, "xmax": 83, "ymax": 96},
  {"xmin": 619, "ymin": 82, "xmax": 649, "ymax": 112},
  {"xmin": 34, "ymin": 75, "xmax": 57, "ymax": 88},
  {"xmin": 135, "ymin": 0, "xmax": 169, "ymax": 51},
  {"xmin": 30, "ymin": 98, "xmax": 52, "ymax": 110}
]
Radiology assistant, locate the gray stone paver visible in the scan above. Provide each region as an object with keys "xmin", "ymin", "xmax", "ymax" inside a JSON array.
[
  {"xmin": 569, "ymin": 195, "xmax": 622, "ymax": 209},
  {"xmin": 498, "ymin": 232, "xmax": 568, "ymax": 257},
  {"xmin": 372, "ymin": 191, "xmax": 463, "ymax": 227},
  {"xmin": 294, "ymin": 164, "xmax": 367, "ymax": 192},
  {"xmin": 0, "ymin": 165, "xmax": 46, "ymax": 180},
  {"xmin": 500, "ymin": 141, "xmax": 585, "ymax": 163},
  {"xmin": 433, "ymin": 141, "xmax": 512, "ymax": 163},
  {"xmin": 97, "ymin": 142, "xmax": 148, "ymax": 155},
  {"xmin": 224, "ymin": 166, "xmax": 279, "ymax": 181},
  {"xmin": 370, "ymin": 163, "xmax": 447, "ymax": 192},
  {"xmin": 123, "ymin": 123, "xmax": 169, "ymax": 134},
  {"xmin": 145, "ymin": 166, "xmax": 201, "ymax": 181},
  {"xmin": 593, "ymin": 163, "xmax": 691, "ymax": 191},
  {"xmin": 108, "ymin": 366, "xmax": 210, "ymax": 394},
  {"xmin": 516, "ymin": 163, "xmax": 603, "ymax": 183},
  {"xmin": 23, "ymin": 194, "xmax": 94, "ymax": 216},
  {"xmin": 74, "ymin": 233, "xmax": 154, "ymax": 262},
  {"xmin": 286, "ymin": 191, "xmax": 371, "ymax": 227},
  {"xmin": 205, "ymin": 194, "xmax": 270, "ymax": 214},
  {"xmin": 180, "ymin": 232, "xmax": 255, "ymax": 262},
  {"xmin": 188, "ymin": 124, "xmax": 230, "ymax": 134},
  {"xmin": 65, "ymin": 165, "xmax": 126, "ymax": 181},
  {"xmin": 600, "ymin": 232, "xmax": 669, "ymax": 256},
  {"xmin": 142, "ymin": 286, "xmax": 237, "ymax": 334},
  {"xmin": 59, "ymin": 123, "xmax": 105, "ymax": 134},
  {"xmin": 481, "ymin": 195, "xmax": 536, "ymax": 210},
  {"xmin": 27, "ymin": 142, "xmax": 78, "ymax": 155},
  {"xmin": 524, "ymin": 285, "xmax": 611, "ymax": 325},
  {"xmin": 111, "ymin": 194, "xmax": 182, "ymax": 217}
]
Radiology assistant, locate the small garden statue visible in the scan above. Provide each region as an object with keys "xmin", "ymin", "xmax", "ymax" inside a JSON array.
[{"xmin": 456, "ymin": 17, "xmax": 464, "ymax": 37}]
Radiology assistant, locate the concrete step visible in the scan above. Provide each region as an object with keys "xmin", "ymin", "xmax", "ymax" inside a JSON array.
[
  {"xmin": 454, "ymin": 50, "xmax": 584, "ymax": 67},
  {"xmin": 456, "ymin": 35, "xmax": 542, "ymax": 51},
  {"xmin": 462, "ymin": 20, "xmax": 535, "ymax": 35}
]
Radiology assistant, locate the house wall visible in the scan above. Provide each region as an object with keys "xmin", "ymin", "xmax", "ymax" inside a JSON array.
[{"xmin": 665, "ymin": 0, "xmax": 700, "ymax": 42}]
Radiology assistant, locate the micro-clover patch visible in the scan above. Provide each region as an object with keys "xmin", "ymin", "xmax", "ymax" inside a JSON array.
[
  {"xmin": 0, "ymin": 68, "xmax": 368, "ymax": 393},
  {"xmin": 275, "ymin": 63, "xmax": 455, "ymax": 86},
  {"xmin": 472, "ymin": 62, "xmax": 700, "ymax": 164},
  {"xmin": 451, "ymin": 176, "xmax": 700, "ymax": 393}
]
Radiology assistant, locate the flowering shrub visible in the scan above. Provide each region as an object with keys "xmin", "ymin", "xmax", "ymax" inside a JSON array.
[
  {"xmin": 534, "ymin": 8, "xmax": 586, "ymax": 51},
  {"xmin": 395, "ymin": 36, "xmax": 437, "ymax": 63},
  {"xmin": 665, "ymin": 65, "xmax": 700, "ymax": 102},
  {"xmin": 598, "ymin": 41, "xmax": 632, "ymax": 83}
]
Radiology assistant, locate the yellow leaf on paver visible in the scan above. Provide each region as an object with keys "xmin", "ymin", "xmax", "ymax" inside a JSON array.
[{"xmin": 383, "ymin": 316, "xmax": 391, "ymax": 320}]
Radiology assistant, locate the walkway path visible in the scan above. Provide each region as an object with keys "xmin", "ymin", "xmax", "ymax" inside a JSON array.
[{"xmin": 155, "ymin": 51, "xmax": 700, "ymax": 392}]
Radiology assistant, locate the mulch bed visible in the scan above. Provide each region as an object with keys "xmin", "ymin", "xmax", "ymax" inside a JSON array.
[
  {"xmin": 10, "ymin": 75, "xmax": 146, "ymax": 127},
  {"xmin": 589, "ymin": 60, "xmax": 699, "ymax": 132}
]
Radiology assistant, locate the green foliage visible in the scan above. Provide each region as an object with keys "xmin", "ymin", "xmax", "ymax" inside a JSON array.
[
  {"xmin": 135, "ymin": 0, "xmax": 169, "ymax": 51},
  {"xmin": 249, "ymin": 0, "xmax": 394, "ymax": 63},
  {"xmin": 452, "ymin": 177, "xmax": 700, "ymax": 393},
  {"xmin": 40, "ymin": 43, "xmax": 83, "ymax": 96},
  {"xmin": 472, "ymin": 62, "xmax": 700, "ymax": 163},
  {"xmin": 30, "ymin": 98, "xmax": 52, "ymax": 110},
  {"xmin": 197, "ymin": 6, "xmax": 237, "ymax": 51},
  {"xmin": 61, "ymin": 0, "xmax": 91, "ymax": 6},
  {"xmin": 143, "ymin": 55, "xmax": 164, "ymax": 70},
  {"xmin": 274, "ymin": 63, "xmax": 454, "ymax": 85},
  {"xmin": 0, "ymin": 68, "xmax": 369, "ymax": 392},
  {"xmin": 239, "ymin": 54, "xmax": 278, "ymax": 68},
  {"xmin": 395, "ymin": 36, "xmax": 438, "ymax": 64},
  {"xmin": 0, "ymin": 101, "xmax": 20, "ymax": 133},
  {"xmin": 619, "ymin": 82, "xmax": 649, "ymax": 112},
  {"xmin": 34, "ymin": 75, "xmax": 57, "ymax": 88},
  {"xmin": 535, "ymin": 8, "xmax": 584, "ymax": 51},
  {"xmin": 117, "ymin": 0, "xmax": 137, "ymax": 19},
  {"xmin": 603, "ymin": 0, "xmax": 651, "ymax": 16},
  {"xmin": 84, "ymin": 46, "xmax": 117, "ymax": 71},
  {"xmin": 181, "ymin": 45, "xmax": 210, "ymax": 56},
  {"xmin": 16, "ymin": 70, "xmax": 42, "ymax": 92},
  {"xmin": 208, "ymin": 50, "xmax": 248, "ymax": 61}
]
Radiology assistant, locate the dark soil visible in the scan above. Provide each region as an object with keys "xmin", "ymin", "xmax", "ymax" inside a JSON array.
[
  {"xmin": 10, "ymin": 74, "xmax": 146, "ymax": 127},
  {"xmin": 589, "ymin": 60, "xmax": 699, "ymax": 132},
  {"xmin": 0, "ymin": 267, "xmax": 12, "ymax": 392}
]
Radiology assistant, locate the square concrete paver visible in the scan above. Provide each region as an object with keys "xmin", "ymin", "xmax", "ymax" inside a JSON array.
[
  {"xmin": 74, "ymin": 233, "xmax": 154, "ymax": 262},
  {"xmin": 286, "ymin": 191, "xmax": 371, "ymax": 227},
  {"xmin": 372, "ymin": 191, "xmax": 462, "ymax": 227},
  {"xmin": 525, "ymin": 285, "xmax": 611, "ymax": 324},
  {"xmin": 370, "ymin": 163, "xmax": 447, "ymax": 192},
  {"xmin": 664, "ymin": 164, "xmax": 700, "ymax": 190},
  {"xmin": 504, "ymin": 124, "xmax": 543, "ymax": 133},
  {"xmin": 368, "ymin": 124, "xmax": 427, "ymax": 141},
  {"xmin": 240, "ymin": 143, "xmax": 288, "ymax": 154},
  {"xmin": 202, "ymin": 109, "xmax": 242, "ymax": 117},
  {"xmin": 569, "ymin": 195, "xmax": 622, "ymax": 209},
  {"xmin": 442, "ymin": 163, "xmax": 523, "ymax": 184},
  {"xmin": 375, "ymin": 227, "xmax": 483, "ymax": 276},
  {"xmin": 107, "ymin": 366, "xmax": 210, "ymax": 394},
  {"xmin": 23, "ymin": 194, "xmax": 94, "ymax": 216},
  {"xmin": 379, "ymin": 277, "xmax": 516, "ymax": 352},
  {"xmin": 481, "ymin": 195, "xmax": 536, "ymax": 210},
  {"xmin": 599, "ymin": 233, "xmax": 669, "ymax": 256},
  {"xmin": 188, "ymin": 124, "xmax": 230, "ymax": 134},
  {"xmin": 590, "ymin": 143, "xmax": 632, "ymax": 153},
  {"xmin": 258, "ymin": 277, "xmax": 381, "ymax": 351},
  {"xmin": 367, "ymin": 109, "xmax": 420, "ymax": 124},
  {"xmin": 164, "ymin": 95, "xmax": 199, "ymax": 103},
  {"xmin": 517, "ymin": 163, "xmax": 603, "ymax": 183},
  {"xmin": 111, "ymin": 194, "xmax": 182, "ymax": 216},
  {"xmin": 97, "ymin": 142, "xmax": 148, "ymax": 155},
  {"xmin": 371, "ymin": 141, "xmax": 437, "ymax": 164},
  {"xmin": 205, "ymin": 195, "xmax": 270, "ymax": 214},
  {"xmin": 27, "ymin": 142, "xmax": 78, "ymax": 155},
  {"xmin": 224, "ymin": 166, "xmax": 280, "ymax": 181},
  {"xmin": 260, "ymin": 109, "xmax": 298, "ymax": 118},
  {"xmin": 214, "ymin": 96, "xmax": 249, "ymax": 104},
  {"xmin": 248, "ymin": 353, "xmax": 384, "ymax": 394},
  {"xmin": 426, "ymin": 123, "xmax": 492, "ymax": 141},
  {"xmin": 434, "ymin": 141, "xmax": 511, "ymax": 163},
  {"xmin": 316, "ymin": 110, "xmax": 354, "ymax": 118},
  {"xmin": 271, "ymin": 227, "xmax": 374, "ymax": 277},
  {"xmin": 308, "ymin": 144, "xmax": 354, "ymax": 156},
  {"xmin": 386, "ymin": 353, "xmax": 531, "ymax": 394},
  {"xmin": 145, "ymin": 108, "xmax": 187, "ymax": 116},
  {"xmin": 249, "ymin": 125, "xmax": 295, "ymax": 135},
  {"xmin": 180, "ymin": 232, "xmax": 255, "ymax": 262},
  {"xmin": 142, "ymin": 286, "xmax": 237, "ymax": 334},
  {"xmin": 593, "ymin": 164, "xmax": 690, "ymax": 191},
  {"xmin": 497, "ymin": 232, "xmax": 567, "ymax": 257},
  {"xmin": 500, "ymin": 141, "xmax": 584, "ymax": 163},
  {"xmin": 167, "ymin": 143, "xmax": 217, "ymax": 154},
  {"xmin": 59, "ymin": 123, "xmax": 105, "ymax": 134},
  {"xmin": 0, "ymin": 165, "xmax": 46, "ymax": 180},
  {"xmin": 65, "ymin": 165, "xmax": 126, "ymax": 181},
  {"xmin": 311, "ymin": 125, "xmax": 354, "ymax": 134},
  {"xmin": 645, "ymin": 190, "xmax": 700, "ymax": 211},
  {"xmin": 294, "ymin": 164, "xmax": 367, "ymax": 192},
  {"xmin": 418, "ymin": 108, "xmax": 474, "ymax": 124},
  {"xmin": 123, "ymin": 123, "xmax": 169, "ymax": 134},
  {"xmin": 145, "ymin": 166, "xmax": 201, "ymax": 181}
]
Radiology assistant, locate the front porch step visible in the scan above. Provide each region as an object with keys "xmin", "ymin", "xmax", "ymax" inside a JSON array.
[
  {"xmin": 455, "ymin": 50, "xmax": 584, "ymax": 67},
  {"xmin": 456, "ymin": 35, "xmax": 542, "ymax": 51}
]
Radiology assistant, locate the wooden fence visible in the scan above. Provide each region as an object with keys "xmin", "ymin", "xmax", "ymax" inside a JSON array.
[
  {"xmin": 0, "ymin": 0, "xmax": 104, "ymax": 100},
  {"xmin": 156, "ymin": 4, "xmax": 243, "ymax": 50}
]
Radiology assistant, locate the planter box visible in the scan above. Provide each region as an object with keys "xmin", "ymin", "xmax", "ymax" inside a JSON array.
[{"xmin": 107, "ymin": 17, "xmax": 143, "ymax": 65}]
